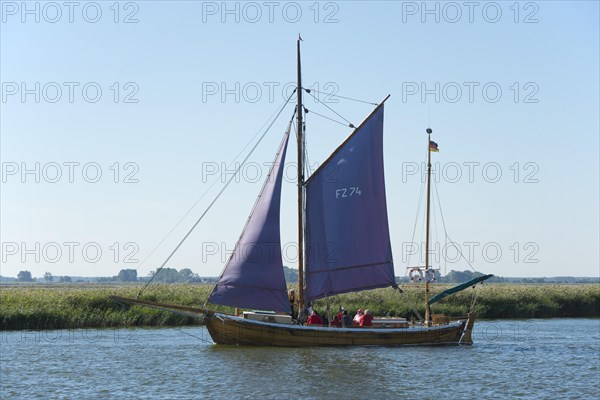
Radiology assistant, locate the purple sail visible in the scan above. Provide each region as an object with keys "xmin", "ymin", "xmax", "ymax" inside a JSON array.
[
  {"xmin": 208, "ymin": 127, "xmax": 291, "ymax": 313},
  {"xmin": 304, "ymin": 105, "xmax": 395, "ymax": 302}
]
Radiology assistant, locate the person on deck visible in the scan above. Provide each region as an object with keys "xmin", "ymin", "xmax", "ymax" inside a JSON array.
[
  {"xmin": 299, "ymin": 302, "xmax": 313, "ymax": 323},
  {"xmin": 342, "ymin": 310, "xmax": 352, "ymax": 328},
  {"xmin": 360, "ymin": 309, "xmax": 374, "ymax": 327},
  {"xmin": 306, "ymin": 310, "xmax": 323, "ymax": 325},
  {"xmin": 288, "ymin": 289, "xmax": 296, "ymax": 319},
  {"xmin": 305, "ymin": 302, "xmax": 313, "ymax": 316},
  {"xmin": 353, "ymin": 309, "xmax": 364, "ymax": 326},
  {"xmin": 330, "ymin": 315, "xmax": 342, "ymax": 327}
]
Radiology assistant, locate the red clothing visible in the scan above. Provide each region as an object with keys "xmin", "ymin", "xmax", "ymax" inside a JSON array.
[
  {"xmin": 359, "ymin": 314, "xmax": 374, "ymax": 327},
  {"xmin": 306, "ymin": 314, "xmax": 323, "ymax": 325},
  {"xmin": 330, "ymin": 318, "xmax": 342, "ymax": 327}
]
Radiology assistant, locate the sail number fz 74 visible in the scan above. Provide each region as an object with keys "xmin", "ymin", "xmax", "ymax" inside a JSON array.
[{"xmin": 335, "ymin": 187, "xmax": 362, "ymax": 199}]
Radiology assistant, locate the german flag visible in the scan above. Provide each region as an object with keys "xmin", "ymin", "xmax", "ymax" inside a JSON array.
[{"xmin": 429, "ymin": 141, "xmax": 439, "ymax": 152}]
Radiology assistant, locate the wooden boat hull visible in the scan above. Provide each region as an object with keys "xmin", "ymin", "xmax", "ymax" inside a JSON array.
[
  {"xmin": 108, "ymin": 296, "xmax": 475, "ymax": 347},
  {"xmin": 205, "ymin": 313, "xmax": 474, "ymax": 347}
]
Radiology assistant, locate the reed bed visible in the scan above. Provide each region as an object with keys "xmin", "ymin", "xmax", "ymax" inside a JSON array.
[{"xmin": 1, "ymin": 284, "xmax": 598, "ymax": 330}]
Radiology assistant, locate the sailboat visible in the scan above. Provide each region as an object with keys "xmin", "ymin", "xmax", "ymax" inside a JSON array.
[{"xmin": 111, "ymin": 39, "xmax": 492, "ymax": 346}]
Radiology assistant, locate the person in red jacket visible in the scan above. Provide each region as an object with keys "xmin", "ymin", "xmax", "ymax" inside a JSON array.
[
  {"xmin": 336, "ymin": 307, "xmax": 345, "ymax": 322},
  {"xmin": 360, "ymin": 309, "xmax": 374, "ymax": 327},
  {"xmin": 353, "ymin": 309, "xmax": 364, "ymax": 326},
  {"xmin": 306, "ymin": 311, "xmax": 323, "ymax": 325},
  {"xmin": 330, "ymin": 315, "xmax": 342, "ymax": 327}
]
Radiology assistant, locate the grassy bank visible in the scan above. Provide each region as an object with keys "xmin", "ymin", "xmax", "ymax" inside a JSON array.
[{"xmin": 1, "ymin": 284, "xmax": 598, "ymax": 330}]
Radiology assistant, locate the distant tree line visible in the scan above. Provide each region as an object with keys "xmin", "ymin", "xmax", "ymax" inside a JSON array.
[
  {"xmin": 14, "ymin": 270, "xmax": 72, "ymax": 283},
  {"xmin": 145, "ymin": 268, "xmax": 204, "ymax": 283},
  {"xmin": 6, "ymin": 268, "xmax": 598, "ymax": 285},
  {"xmin": 283, "ymin": 266, "xmax": 298, "ymax": 283},
  {"xmin": 9, "ymin": 268, "xmax": 212, "ymax": 284}
]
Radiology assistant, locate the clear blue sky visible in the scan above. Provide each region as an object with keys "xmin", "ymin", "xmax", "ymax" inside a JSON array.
[{"xmin": 1, "ymin": 1, "xmax": 598, "ymax": 278}]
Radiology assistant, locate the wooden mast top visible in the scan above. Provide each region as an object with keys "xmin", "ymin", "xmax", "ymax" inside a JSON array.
[{"xmin": 296, "ymin": 36, "xmax": 305, "ymax": 317}]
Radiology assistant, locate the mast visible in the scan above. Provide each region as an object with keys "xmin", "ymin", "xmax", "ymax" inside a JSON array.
[
  {"xmin": 296, "ymin": 36, "xmax": 305, "ymax": 316},
  {"xmin": 424, "ymin": 127, "xmax": 433, "ymax": 325}
]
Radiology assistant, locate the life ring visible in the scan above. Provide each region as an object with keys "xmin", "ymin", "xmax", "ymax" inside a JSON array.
[
  {"xmin": 426, "ymin": 270, "xmax": 436, "ymax": 282},
  {"xmin": 409, "ymin": 268, "xmax": 423, "ymax": 282}
]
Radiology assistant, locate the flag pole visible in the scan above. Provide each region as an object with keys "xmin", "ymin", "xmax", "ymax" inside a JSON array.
[{"xmin": 425, "ymin": 127, "xmax": 433, "ymax": 326}]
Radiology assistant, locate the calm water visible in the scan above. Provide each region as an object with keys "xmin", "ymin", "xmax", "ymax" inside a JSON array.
[{"xmin": 1, "ymin": 319, "xmax": 599, "ymax": 399}]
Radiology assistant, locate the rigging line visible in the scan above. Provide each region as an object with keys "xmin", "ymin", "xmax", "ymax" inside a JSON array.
[
  {"xmin": 302, "ymin": 109, "xmax": 313, "ymax": 177},
  {"xmin": 432, "ymin": 177, "xmax": 477, "ymax": 273},
  {"xmin": 302, "ymin": 88, "xmax": 378, "ymax": 105},
  {"xmin": 408, "ymin": 299, "xmax": 424, "ymax": 322},
  {"xmin": 446, "ymin": 231, "xmax": 477, "ymax": 273},
  {"xmin": 469, "ymin": 285, "xmax": 480, "ymax": 313},
  {"xmin": 138, "ymin": 92, "xmax": 296, "ymax": 297},
  {"xmin": 432, "ymin": 175, "xmax": 439, "ymax": 267},
  {"xmin": 172, "ymin": 327, "xmax": 212, "ymax": 344},
  {"xmin": 432, "ymin": 178, "xmax": 447, "ymax": 237},
  {"xmin": 433, "ymin": 178, "xmax": 448, "ymax": 275},
  {"xmin": 303, "ymin": 89, "xmax": 355, "ymax": 127},
  {"xmin": 396, "ymin": 288, "xmax": 424, "ymax": 321},
  {"xmin": 406, "ymin": 177, "xmax": 426, "ymax": 270},
  {"xmin": 304, "ymin": 110, "xmax": 312, "ymax": 177},
  {"xmin": 133, "ymin": 91, "xmax": 297, "ymax": 276},
  {"xmin": 304, "ymin": 108, "xmax": 352, "ymax": 127}
]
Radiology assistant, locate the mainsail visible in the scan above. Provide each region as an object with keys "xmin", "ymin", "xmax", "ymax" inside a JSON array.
[
  {"xmin": 304, "ymin": 104, "xmax": 395, "ymax": 302},
  {"xmin": 207, "ymin": 125, "xmax": 291, "ymax": 313}
]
